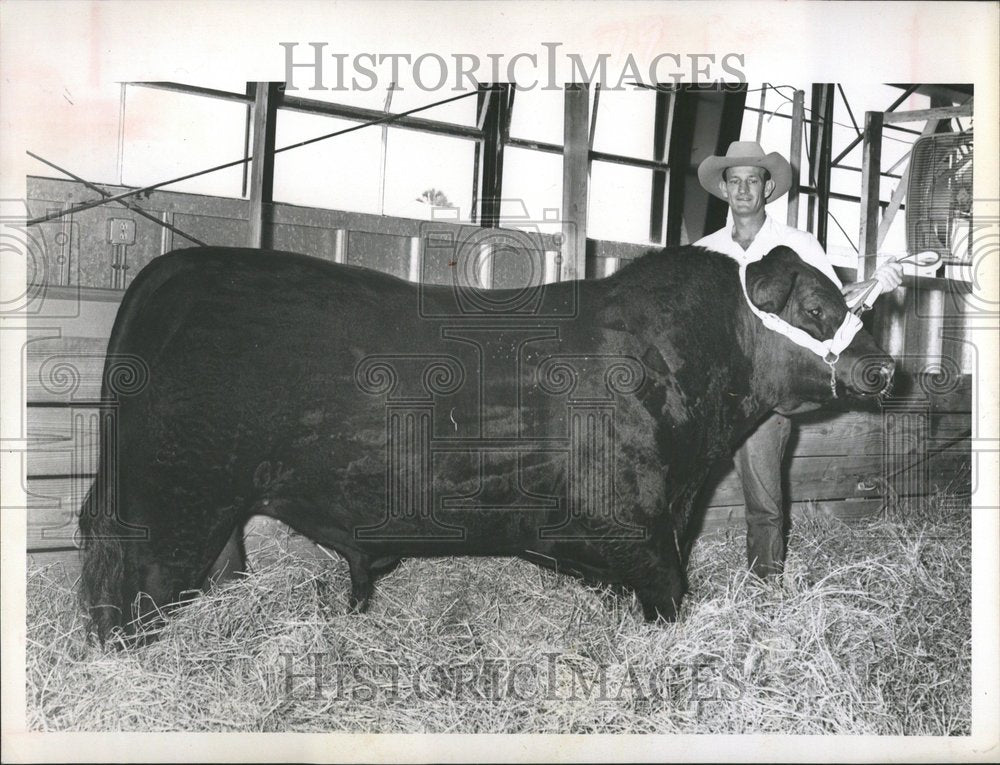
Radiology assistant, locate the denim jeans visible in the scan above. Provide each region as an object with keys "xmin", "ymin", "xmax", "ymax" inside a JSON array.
[{"xmin": 734, "ymin": 413, "xmax": 792, "ymax": 578}]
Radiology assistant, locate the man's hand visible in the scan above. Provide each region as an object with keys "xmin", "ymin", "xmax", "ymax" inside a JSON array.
[
  {"xmin": 873, "ymin": 259, "xmax": 904, "ymax": 292},
  {"xmin": 842, "ymin": 258, "xmax": 905, "ymax": 309}
]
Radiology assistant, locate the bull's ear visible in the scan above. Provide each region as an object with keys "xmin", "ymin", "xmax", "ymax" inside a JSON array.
[{"xmin": 745, "ymin": 253, "xmax": 799, "ymax": 314}]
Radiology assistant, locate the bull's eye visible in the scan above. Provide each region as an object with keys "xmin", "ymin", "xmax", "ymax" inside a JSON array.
[{"xmin": 807, "ymin": 307, "xmax": 823, "ymax": 319}]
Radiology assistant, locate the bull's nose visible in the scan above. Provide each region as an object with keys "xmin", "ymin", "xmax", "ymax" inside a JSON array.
[
  {"xmin": 850, "ymin": 356, "xmax": 896, "ymax": 397},
  {"xmin": 877, "ymin": 359, "xmax": 895, "ymax": 395}
]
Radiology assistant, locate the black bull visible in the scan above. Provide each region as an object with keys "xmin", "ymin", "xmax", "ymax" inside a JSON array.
[{"xmin": 79, "ymin": 244, "xmax": 893, "ymax": 641}]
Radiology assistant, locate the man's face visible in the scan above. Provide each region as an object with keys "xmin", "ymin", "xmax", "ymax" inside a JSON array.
[{"xmin": 718, "ymin": 165, "xmax": 775, "ymax": 216}]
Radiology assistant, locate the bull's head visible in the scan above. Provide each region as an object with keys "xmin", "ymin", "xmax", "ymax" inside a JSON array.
[{"xmin": 744, "ymin": 246, "xmax": 894, "ymax": 411}]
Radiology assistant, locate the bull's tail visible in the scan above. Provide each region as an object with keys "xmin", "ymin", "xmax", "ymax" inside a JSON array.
[{"xmin": 78, "ymin": 466, "xmax": 127, "ymax": 643}]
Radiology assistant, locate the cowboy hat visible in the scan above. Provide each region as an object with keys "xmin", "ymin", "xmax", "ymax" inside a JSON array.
[{"xmin": 698, "ymin": 141, "xmax": 793, "ymax": 201}]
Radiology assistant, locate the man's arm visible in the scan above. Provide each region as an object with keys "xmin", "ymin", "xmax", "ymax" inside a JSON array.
[
  {"xmin": 842, "ymin": 261, "xmax": 905, "ymax": 309},
  {"xmin": 791, "ymin": 229, "xmax": 904, "ymax": 308}
]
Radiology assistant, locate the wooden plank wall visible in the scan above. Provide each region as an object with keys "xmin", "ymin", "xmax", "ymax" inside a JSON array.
[{"xmin": 23, "ymin": 176, "xmax": 973, "ymax": 573}]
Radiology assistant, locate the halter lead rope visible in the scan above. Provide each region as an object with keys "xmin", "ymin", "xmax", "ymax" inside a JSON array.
[{"xmin": 739, "ymin": 262, "xmax": 864, "ymax": 399}]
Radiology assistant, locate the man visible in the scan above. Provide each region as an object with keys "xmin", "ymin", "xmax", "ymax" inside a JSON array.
[{"xmin": 695, "ymin": 141, "xmax": 903, "ymax": 578}]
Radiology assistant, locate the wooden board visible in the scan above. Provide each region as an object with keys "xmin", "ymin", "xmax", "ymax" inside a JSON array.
[
  {"xmin": 25, "ymin": 474, "xmax": 91, "ymax": 507},
  {"xmin": 788, "ymin": 409, "xmax": 969, "ymax": 457},
  {"xmin": 26, "ymin": 408, "xmax": 101, "ymax": 478},
  {"xmin": 27, "ymin": 550, "xmax": 82, "ymax": 581},
  {"xmin": 699, "ymin": 498, "xmax": 885, "ymax": 535},
  {"xmin": 24, "ymin": 296, "xmax": 120, "ymax": 340},
  {"xmin": 26, "ymin": 506, "xmax": 81, "ymax": 550},
  {"xmin": 26, "ymin": 346, "xmax": 107, "ymax": 404},
  {"xmin": 704, "ymin": 453, "xmax": 882, "ymax": 508}
]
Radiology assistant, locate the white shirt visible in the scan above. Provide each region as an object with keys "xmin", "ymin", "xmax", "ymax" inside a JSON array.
[{"xmin": 694, "ymin": 213, "xmax": 842, "ymax": 288}]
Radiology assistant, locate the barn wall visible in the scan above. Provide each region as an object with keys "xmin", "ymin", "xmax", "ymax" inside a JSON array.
[{"xmin": 24, "ymin": 176, "xmax": 972, "ymax": 569}]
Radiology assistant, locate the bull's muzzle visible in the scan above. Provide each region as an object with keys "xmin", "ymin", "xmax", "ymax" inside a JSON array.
[{"xmin": 847, "ymin": 355, "xmax": 896, "ymax": 398}]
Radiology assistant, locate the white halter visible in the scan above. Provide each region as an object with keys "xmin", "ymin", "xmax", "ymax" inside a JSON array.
[{"xmin": 739, "ymin": 261, "xmax": 864, "ymax": 397}]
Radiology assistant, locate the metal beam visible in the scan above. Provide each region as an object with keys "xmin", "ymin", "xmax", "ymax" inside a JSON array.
[
  {"xmin": 859, "ymin": 110, "xmax": 894, "ymax": 348},
  {"xmin": 810, "ymin": 84, "xmax": 834, "ymax": 246},
  {"xmin": 787, "ymin": 89, "xmax": 804, "ymax": 227},
  {"xmin": 836, "ymin": 84, "xmax": 861, "ymax": 137},
  {"xmin": 248, "ymin": 82, "xmax": 279, "ymax": 249},
  {"xmin": 819, "ymin": 84, "xmax": 835, "ymax": 247},
  {"xmin": 279, "ymin": 92, "xmax": 483, "ymax": 141},
  {"xmin": 882, "ymin": 103, "xmax": 973, "ymax": 124},
  {"xmin": 876, "ymin": 117, "xmax": 941, "ymax": 249},
  {"xmin": 240, "ymin": 84, "xmax": 253, "ymax": 196},
  {"xmin": 798, "ymin": 185, "xmax": 897, "ymax": 209},
  {"xmin": 830, "ymin": 164, "xmax": 902, "ymax": 180},
  {"xmin": 588, "ymin": 84, "xmax": 601, "ymax": 149},
  {"xmin": 744, "ymin": 104, "xmax": 927, "ymax": 138},
  {"xmin": 649, "ymin": 89, "xmax": 671, "ymax": 243},
  {"xmin": 887, "ymin": 83, "xmax": 973, "ymax": 104},
  {"xmin": 743, "ymin": 105, "xmax": 815, "ymax": 125},
  {"xmin": 755, "ymin": 83, "xmax": 768, "ymax": 142},
  {"xmin": 829, "ymin": 84, "xmax": 920, "ymax": 168},
  {"xmin": 131, "ymin": 81, "xmax": 253, "ymax": 104},
  {"xmin": 479, "ymin": 84, "xmax": 510, "ymax": 227},
  {"xmin": 376, "ymin": 84, "xmax": 397, "ymax": 215},
  {"xmin": 504, "ymin": 136, "xmax": 671, "ymax": 173},
  {"xmin": 476, "ymin": 87, "xmax": 492, "ymax": 131},
  {"xmin": 858, "ymin": 111, "xmax": 884, "ymax": 279},
  {"xmin": 561, "ymin": 83, "xmax": 590, "ymax": 281},
  {"xmin": 807, "ymin": 85, "xmax": 821, "ymax": 234}
]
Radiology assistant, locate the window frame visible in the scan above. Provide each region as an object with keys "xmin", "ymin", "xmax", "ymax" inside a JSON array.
[{"xmin": 128, "ymin": 81, "xmax": 675, "ymax": 245}]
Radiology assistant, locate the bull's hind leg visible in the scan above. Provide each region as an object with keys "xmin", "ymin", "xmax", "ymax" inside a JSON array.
[
  {"xmin": 342, "ymin": 548, "xmax": 374, "ymax": 613},
  {"xmin": 371, "ymin": 556, "xmax": 402, "ymax": 578},
  {"xmin": 257, "ymin": 504, "xmax": 398, "ymax": 615},
  {"xmin": 342, "ymin": 553, "xmax": 401, "ymax": 613},
  {"xmin": 204, "ymin": 526, "xmax": 247, "ymax": 588},
  {"xmin": 331, "ymin": 549, "xmax": 401, "ymax": 613}
]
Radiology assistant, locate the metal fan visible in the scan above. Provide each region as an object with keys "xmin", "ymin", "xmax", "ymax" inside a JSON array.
[{"xmin": 905, "ymin": 131, "xmax": 974, "ymax": 272}]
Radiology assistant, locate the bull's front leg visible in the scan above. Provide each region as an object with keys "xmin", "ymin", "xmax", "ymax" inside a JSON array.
[
  {"xmin": 632, "ymin": 547, "xmax": 686, "ymax": 622},
  {"xmin": 601, "ymin": 531, "xmax": 686, "ymax": 622},
  {"xmin": 630, "ymin": 497, "xmax": 698, "ymax": 622}
]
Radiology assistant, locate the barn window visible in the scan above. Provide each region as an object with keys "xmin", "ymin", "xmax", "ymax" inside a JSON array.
[
  {"xmin": 499, "ymin": 85, "xmax": 673, "ymax": 250},
  {"xmin": 498, "ymin": 146, "xmax": 563, "ymax": 236},
  {"xmin": 120, "ymin": 85, "xmax": 248, "ymax": 197},
  {"xmin": 382, "ymin": 128, "xmax": 476, "ymax": 221},
  {"xmin": 508, "ymin": 88, "xmax": 565, "ymax": 146},
  {"xmin": 272, "ymin": 111, "xmax": 383, "ymax": 212}
]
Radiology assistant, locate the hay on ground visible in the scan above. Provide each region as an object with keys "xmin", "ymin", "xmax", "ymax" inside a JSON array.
[{"xmin": 26, "ymin": 495, "xmax": 971, "ymax": 733}]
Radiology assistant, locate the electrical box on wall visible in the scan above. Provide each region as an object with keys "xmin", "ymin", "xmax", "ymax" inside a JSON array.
[{"xmin": 107, "ymin": 218, "xmax": 136, "ymax": 245}]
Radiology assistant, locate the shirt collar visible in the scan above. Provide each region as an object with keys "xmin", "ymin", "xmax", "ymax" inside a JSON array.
[{"xmin": 723, "ymin": 213, "xmax": 775, "ymax": 262}]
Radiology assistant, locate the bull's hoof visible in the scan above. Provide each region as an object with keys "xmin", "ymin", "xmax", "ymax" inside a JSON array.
[
  {"xmin": 639, "ymin": 599, "xmax": 679, "ymax": 623},
  {"xmin": 347, "ymin": 594, "xmax": 371, "ymax": 614}
]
